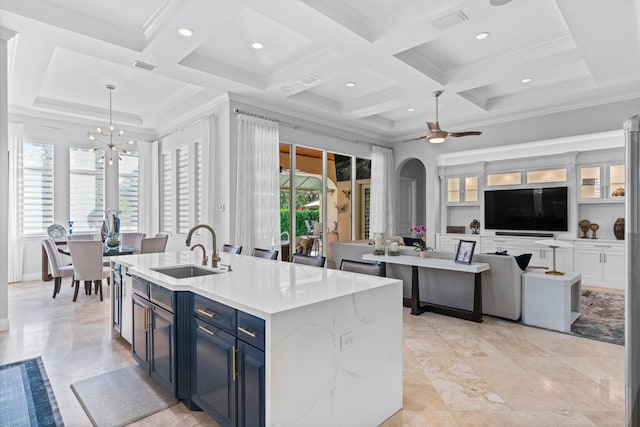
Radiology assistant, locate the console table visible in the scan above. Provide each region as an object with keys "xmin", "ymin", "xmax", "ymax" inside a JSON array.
[
  {"xmin": 522, "ymin": 271, "xmax": 582, "ymax": 332},
  {"xmin": 362, "ymin": 254, "xmax": 490, "ymax": 322}
]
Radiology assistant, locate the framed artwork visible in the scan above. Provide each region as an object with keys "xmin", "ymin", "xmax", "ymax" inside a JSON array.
[{"xmin": 455, "ymin": 240, "xmax": 476, "ymax": 265}]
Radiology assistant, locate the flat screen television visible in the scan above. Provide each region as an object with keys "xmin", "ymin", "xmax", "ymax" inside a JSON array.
[{"xmin": 484, "ymin": 186, "xmax": 568, "ymax": 231}]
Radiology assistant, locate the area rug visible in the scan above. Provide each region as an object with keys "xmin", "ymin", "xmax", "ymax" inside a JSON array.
[
  {"xmin": 0, "ymin": 356, "xmax": 64, "ymax": 426},
  {"xmin": 571, "ymin": 289, "xmax": 624, "ymax": 346},
  {"xmin": 70, "ymin": 364, "xmax": 177, "ymax": 427}
]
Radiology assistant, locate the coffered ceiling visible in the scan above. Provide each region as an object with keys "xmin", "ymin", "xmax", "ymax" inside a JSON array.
[{"xmin": 2, "ymin": 0, "xmax": 639, "ymax": 142}]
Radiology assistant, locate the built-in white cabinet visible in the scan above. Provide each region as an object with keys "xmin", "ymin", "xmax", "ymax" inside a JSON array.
[
  {"xmin": 480, "ymin": 237, "xmax": 522, "ymax": 256},
  {"xmin": 573, "ymin": 240, "xmax": 625, "ymax": 289},
  {"xmin": 520, "ymin": 239, "xmax": 572, "ymax": 272},
  {"xmin": 436, "ymin": 234, "xmax": 480, "ymax": 252},
  {"xmin": 578, "ymin": 163, "xmax": 625, "ymax": 202}
]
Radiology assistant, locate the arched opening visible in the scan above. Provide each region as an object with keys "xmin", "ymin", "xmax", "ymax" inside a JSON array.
[{"xmin": 396, "ymin": 158, "xmax": 426, "ymax": 237}]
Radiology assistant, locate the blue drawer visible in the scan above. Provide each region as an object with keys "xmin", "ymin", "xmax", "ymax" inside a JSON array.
[
  {"xmin": 150, "ymin": 282, "xmax": 174, "ymax": 313},
  {"xmin": 237, "ymin": 311, "xmax": 265, "ymax": 352},
  {"xmin": 193, "ymin": 295, "xmax": 236, "ymax": 335}
]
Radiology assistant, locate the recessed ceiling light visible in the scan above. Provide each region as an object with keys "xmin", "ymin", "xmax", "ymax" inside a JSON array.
[
  {"xmin": 345, "ymin": 82, "xmax": 356, "ymax": 87},
  {"xmin": 178, "ymin": 28, "xmax": 194, "ymax": 37},
  {"xmin": 251, "ymin": 42, "xmax": 264, "ymax": 50},
  {"xmin": 521, "ymin": 77, "xmax": 533, "ymax": 83},
  {"xmin": 475, "ymin": 32, "xmax": 490, "ymax": 40},
  {"xmin": 407, "ymin": 108, "xmax": 415, "ymax": 112}
]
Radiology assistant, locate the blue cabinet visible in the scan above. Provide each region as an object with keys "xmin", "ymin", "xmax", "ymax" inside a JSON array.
[
  {"xmin": 131, "ymin": 276, "xmax": 184, "ymax": 398},
  {"xmin": 238, "ymin": 341, "xmax": 265, "ymax": 427},
  {"xmin": 192, "ymin": 318, "xmax": 237, "ymax": 427},
  {"xmin": 191, "ymin": 295, "xmax": 265, "ymax": 427}
]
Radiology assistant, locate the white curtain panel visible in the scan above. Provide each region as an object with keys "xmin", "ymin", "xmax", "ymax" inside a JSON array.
[
  {"xmin": 199, "ymin": 117, "xmax": 212, "ymax": 225},
  {"xmin": 234, "ymin": 114, "xmax": 281, "ymax": 254},
  {"xmin": 369, "ymin": 145, "xmax": 395, "ymax": 238},
  {"xmin": 8, "ymin": 123, "xmax": 24, "ymax": 283},
  {"xmin": 138, "ymin": 140, "xmax": 159, "ymax": 237}
]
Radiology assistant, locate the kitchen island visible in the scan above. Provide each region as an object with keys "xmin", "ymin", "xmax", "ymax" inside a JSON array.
[{"xmin": 112, "ymin": 250, "xmax": 402, "ymax": 427}]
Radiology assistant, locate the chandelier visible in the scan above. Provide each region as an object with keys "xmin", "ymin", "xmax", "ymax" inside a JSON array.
[{"xmin": 87, "ymin": 84, "xmax": 135, "ymax": 165}]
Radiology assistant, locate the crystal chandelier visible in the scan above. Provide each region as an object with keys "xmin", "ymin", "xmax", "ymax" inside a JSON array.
[{"xmin": 87, "ymin": 84, "xmax": 135, "ymax": 165}]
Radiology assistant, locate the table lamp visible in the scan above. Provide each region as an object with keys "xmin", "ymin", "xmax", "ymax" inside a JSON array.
[{"xmin": 534, "ymin": 239, "xmax": 574, "ymax": 275}]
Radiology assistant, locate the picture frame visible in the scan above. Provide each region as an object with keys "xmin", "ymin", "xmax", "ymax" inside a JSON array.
[{"xmin": 455, "ymin": 240, "xmax": 476, "ymax": 265}]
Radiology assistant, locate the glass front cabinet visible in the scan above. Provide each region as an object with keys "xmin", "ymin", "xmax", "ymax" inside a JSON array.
[
  {"xmin": 446, "ymin": 176, "xmax": 479, "ymax": 204},
  {"xmin": 578, "ymin": 164, "xmax": 625, "ymax": 202}
]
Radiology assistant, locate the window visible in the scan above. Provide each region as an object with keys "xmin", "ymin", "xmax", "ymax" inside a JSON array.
[
  {"xmin": 160, "ymin": 152, "xmax": 173, "ymax": 233},
  {"xmin": 69, "ymin": 147, "xmax": 105, "ymax": 232},
  {"xmin": 177, "ymin": 145, "xmax": 190, "ymax": 234},
  {"xmin": 23, "ymin": 142, "xmax": 54, "ymax": 235},
  {"xmin": 159, "ymin": 139, "xmax": 203, "ymax": 234},
  {"xmin": 119, "ymin": 152, "xmax": 139, "ymax": 231}
]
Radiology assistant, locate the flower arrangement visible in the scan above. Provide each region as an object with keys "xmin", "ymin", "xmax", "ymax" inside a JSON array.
[{"xmin": 410, "ymin": 225, "xmax": 432, "ymax": 252}]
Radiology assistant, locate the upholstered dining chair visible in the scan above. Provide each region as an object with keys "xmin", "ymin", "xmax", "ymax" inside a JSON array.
[
  {"xmin": 339, "ymin": 259, "xmax": 384, "ymax": 276},
  {"xmin": 66, "ymin": 234, "xmax": 100, "ymax": 241},
  {"xmin": 251, "ymin": 248, "xmax": 279, "ymax": 260},
  {"xmin": 140, "ymin": 236, "xmax": 168, "ymax": 254},
  {"xmin": 222, "ymin": 244, "xmax": 242, "ymax": 254},
  {"xmin": 119, "ymin": 232, "xmax": 146, "ymax": 249},
  {"xmin": 67, "ymin": 240, "xmax": 110, "ymax": 302},
  {"xmin": 42, "ymin": 237, "xmax": 74, "ymax": 298},
  {"xmin": 292, "ymin": 254, "xmax": 326, "ymax": 267}
]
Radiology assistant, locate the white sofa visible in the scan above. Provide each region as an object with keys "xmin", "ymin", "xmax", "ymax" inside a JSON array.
[{"xmin": 330, "ymin": 241, "xmax": 524, "ymax": 320}]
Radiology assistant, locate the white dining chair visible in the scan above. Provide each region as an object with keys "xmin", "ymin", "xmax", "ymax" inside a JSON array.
[
  {"xmin": 67, "ymin": 240, "xmax": 110, "ymax": 302},
  {"xmin": 42, "ymin": 237, "xmax": 74, "ymax": 298},
  {"xmin": 119, "ymin": 232, "xmax": 146, "ymax": 249},
  {"xmin": 66, "ymin": 234, "xmax": 100, "ymax": 241},
  {"xmin": 140, "ymin": 236, "xmax": 168, "ymax": 254}
]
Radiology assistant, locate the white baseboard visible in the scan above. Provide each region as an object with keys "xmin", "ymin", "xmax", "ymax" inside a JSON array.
[{"xmin": 20, "ymin": 273, "xmax": 41, "ymax": 282}]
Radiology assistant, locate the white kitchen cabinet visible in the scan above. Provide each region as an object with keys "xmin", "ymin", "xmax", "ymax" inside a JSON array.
[{"xmin": 573, "ymin": 241, "xmax": 625, "ymax": 289}]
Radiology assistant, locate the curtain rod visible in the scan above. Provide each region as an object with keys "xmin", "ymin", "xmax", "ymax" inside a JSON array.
[
  {"xmin": 156, "ymin": 113, "xmax": 215, "ymax": 141},
  {"xmin": 232, "ymin": 108, "xmax": 388, "ymax": 148}
]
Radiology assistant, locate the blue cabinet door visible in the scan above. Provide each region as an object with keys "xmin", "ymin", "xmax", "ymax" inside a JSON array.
[
  {"xmin": 192, "ymin": 318, "xmax": 237, "ymax": 427},
  {"xmin": 238, "ymin": 341, "xmax": 265, "ymax": 427},
  {"xmin": 150, "ymin": 304, "xmax": 176, "ymax": 396},
  {"xmin": 131, "ymin": 294, "xmax": 149, "ymax": 370}
]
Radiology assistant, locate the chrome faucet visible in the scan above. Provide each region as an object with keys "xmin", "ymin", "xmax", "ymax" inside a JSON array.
[
  {"xmin": 186, "ymin": 224, "xmax": 220, "ymax": 268},
  {"xmin": 190, "ymin": 244, "xmax": 208, "ymax": 266}
]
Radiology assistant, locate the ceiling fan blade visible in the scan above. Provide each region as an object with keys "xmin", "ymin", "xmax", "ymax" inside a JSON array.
[{"xmin": 449, "ymin": 131, "xmax": 482, "ymax": 137}]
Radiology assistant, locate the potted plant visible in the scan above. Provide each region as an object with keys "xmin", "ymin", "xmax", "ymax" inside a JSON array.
[{"xmin": 411, "ymin": 225, "xmax": 433, "ymax": 258}]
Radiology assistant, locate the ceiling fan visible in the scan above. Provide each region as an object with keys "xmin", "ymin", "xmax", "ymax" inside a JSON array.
[{"xmin": 421, "ymin": 90, "xmax": 482, "ymax": 143}]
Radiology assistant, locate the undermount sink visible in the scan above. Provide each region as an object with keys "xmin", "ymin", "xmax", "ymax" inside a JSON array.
[{"xmin": 151, "ymin": 265, "xmax": 223, "ymax": 279}]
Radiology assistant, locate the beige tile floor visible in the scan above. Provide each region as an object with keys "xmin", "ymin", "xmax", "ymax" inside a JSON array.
[{"xmin": 0, "ymin": 279, "xmax": 624, "ymax": 426}]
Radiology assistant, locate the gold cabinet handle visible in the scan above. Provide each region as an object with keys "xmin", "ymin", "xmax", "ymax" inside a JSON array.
[
  {"xmin": 232, "ymin": 345, "xmax": 238, "ymax": 382},
  {"xmin": 237, "ymin": 326, "xmax": 257, "ymax": 338},
  {"xmin": 197, "ymin": 308, "xmax": 216, "ymax": 318},
  {"xmin": 198, "ymin": 325, "xmax": 215, "ymax": 336},
  {"xmin": 147, "ymin": 306, "xmax": 152, "ymax": 331},
  {"xmin": 143, "ymin": 306, "xmax": 149, "ymax": 332}
]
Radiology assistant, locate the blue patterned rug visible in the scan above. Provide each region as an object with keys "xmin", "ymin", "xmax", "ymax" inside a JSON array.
[
  {"xmin": 571, "ymin": 290, "xmax": 624, "ymax": 346},
  {"xmin": 0, "ymin": 356, "xmax": 64, "ymax": 426}
]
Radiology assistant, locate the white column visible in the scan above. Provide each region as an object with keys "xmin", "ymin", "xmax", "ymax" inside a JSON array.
[
  {"xmin": 0, "ymin": 28, "xmax": 17, "ymax": 331},
  {"xmin": 625, "ymin": 114, "xmax": 640, "ymax": 426}
]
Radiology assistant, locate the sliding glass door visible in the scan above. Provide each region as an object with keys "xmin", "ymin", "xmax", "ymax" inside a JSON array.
[{"xmin": 279, "ymin": 143, "xmax": 371, "ymax": 267}]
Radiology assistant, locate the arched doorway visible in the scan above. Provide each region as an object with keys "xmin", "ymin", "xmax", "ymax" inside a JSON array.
[{"xmin": 397, "ymin": 158, "xmax": 426, "ymax": 237}]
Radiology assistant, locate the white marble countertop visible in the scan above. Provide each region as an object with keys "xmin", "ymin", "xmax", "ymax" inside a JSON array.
[
  {"xmin": 114, "ymin": 250, "xmax": 401, "ymax": 319},
  {"xmin": 362, "ymin": 253, "xmax": 490, "ymax": 273}
]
